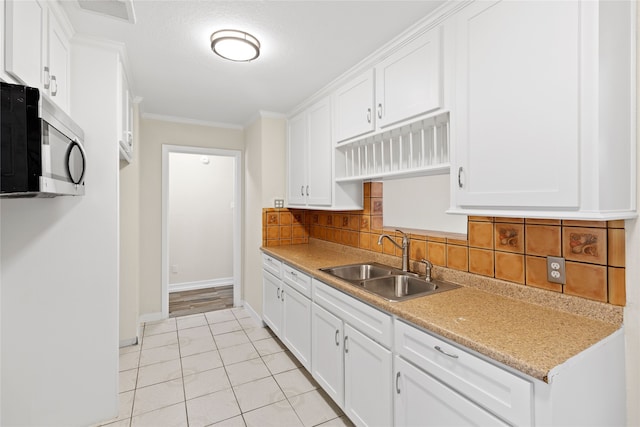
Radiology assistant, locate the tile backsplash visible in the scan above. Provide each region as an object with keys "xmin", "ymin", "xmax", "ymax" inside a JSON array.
[{"xmin": 262, "ymin": 182, "xmax": 626, "ymax": 306}]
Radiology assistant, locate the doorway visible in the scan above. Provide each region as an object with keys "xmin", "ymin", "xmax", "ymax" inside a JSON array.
[{"xmin": 161, "ymin": 145, "xmax": 242, "ymax": 318}]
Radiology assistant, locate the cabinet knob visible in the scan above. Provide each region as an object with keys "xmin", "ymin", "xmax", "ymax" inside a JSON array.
[
  {"xmin": 457, "ymin": 167, "xmax": 464, "ymax": 188},
  {"xmin": 377, "ymin": 103, "xmax": 383, "ymax": 119},
  {"xmin": 367, "ymin": 108, "xmax": 371, "ymax": 124}
]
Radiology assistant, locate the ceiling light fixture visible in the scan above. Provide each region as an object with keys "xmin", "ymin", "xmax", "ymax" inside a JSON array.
[{"xmin": 210, "ymin": 30, "xmax": 260, "ymax": 62}]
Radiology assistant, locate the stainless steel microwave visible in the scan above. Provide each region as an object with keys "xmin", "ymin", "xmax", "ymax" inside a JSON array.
[{"xmin": 0, "ymin": 82, "xmax": 86, "ymax": 198}]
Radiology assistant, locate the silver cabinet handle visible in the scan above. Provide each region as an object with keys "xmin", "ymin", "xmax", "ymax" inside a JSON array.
[
  {"xmin": 458, "ymin": 167, "xmax": 464, "ymax": 188},
  {"xmin": 306, "ymin": 185, "xmax": 309, "ymax": 196},
  {"xmin": 291, "ymin": 271, "xmax": 297, "ymax": 278},
  {"xmin": 367, "ymin": 108, "xmax": 371, "ymax": 123},
  {"xmin": 43, "ymin": 66, "xmax": 51, "ymax": 89},
  {"xmin": 335, "ymin": 330, "xmax": 340, "ymax": 346},
  {"xmin": 281, "ymin": 290, "xmax": 285, "ymax": 302},
  {"xmin": 50, "ymin": 75, "xmax": 58, "ymax": 96},
  {"xmin": 276, "ymin": 288, "xmax": 280, "ymax": 299},
  {"xmin": 377, "ymin": 103, "xmax": 383, "ymax": 119},
  {"xmin": 344, "ymin": 336, "xmax": 349, "ymax": 353},
  {"xmin": 396, "ymin": 372, "xmax": 401, "ymax": 394},
  {"xmin": 435, "ymin": 345, "xmax": 459, "ymax": 359},
  {"xmin": 300, "ymin": 186, "xmax": 304, "ymax": 196}
]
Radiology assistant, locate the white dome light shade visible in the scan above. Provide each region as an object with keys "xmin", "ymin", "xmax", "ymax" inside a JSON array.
[{"xmin": 210, "ymin": 30, "xmax": 260, "ymax": 62}]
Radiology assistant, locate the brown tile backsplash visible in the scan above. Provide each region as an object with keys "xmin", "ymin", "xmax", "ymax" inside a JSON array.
[{"xmin": 262, "ymin": 182, "xmax": 627, "ymax": 306}]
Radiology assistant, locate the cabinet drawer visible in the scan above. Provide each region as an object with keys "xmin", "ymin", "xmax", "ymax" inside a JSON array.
[
  {"xmin": 283, "ymin": 264, "xmax": 311, "ymax": 298},
  {"xmin": 262, "ymin": 253, "xmax": 282, "ymax": 278},
  {"xmin": 312, "ymin": 279, "xmax": 392, "ymax": 348},
  {"xmin": 395, "ymin": 320, "xmax": 532, "ymax": 427}
]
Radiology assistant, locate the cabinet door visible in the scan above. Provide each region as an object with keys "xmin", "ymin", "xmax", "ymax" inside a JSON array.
[
  {"xmin": 394, "ymin": 356, "xmax": 509, "ymax": 427},
  {"xmin": 5, "ymin": 0, "xmax": 46, "ymax": 89},
  {"xmin": 306, "ymin": 97, "xmax": 332, "ymax": 206},
  {"xmin": 287, "ymin": 112, "xmax": 307, "ymax": 206},
  {"xmin": 334, "ymin": 69, "xmax": 375, "ymax": 142},
  {"xmin": 262, "ymin": 270, "xmax": 282, "ymax": 336},
  {"xmin": 453, "ymin": 0, "xmax": 580, "ymax": 209},
  {"xmin": 47, "ymin": 9, "xmax": 70, "ymax": 112},
  {"xmin": 344, "ymin": 324, "xmax": 392, "ymax": 427},
  {"xmin": 311, "ymin": 303, "xmax": 344, "ymax": 408},
  {"xmin": 376, "ymin": 26, "xmax": 442, "ymax": 129},
  {"xmin": 282, "ymin": 284, "xmax": 311, "ymax": 370}
]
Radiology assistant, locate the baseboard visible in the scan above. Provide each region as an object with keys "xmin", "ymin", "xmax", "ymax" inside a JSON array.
[
  {"xmin": 119, "ymin": 337, "xmax": 138, "ymax": 348},
  {"xmin": 168, "ymin": 277, "xmax": 233, "ymax": 293},
  {"xmin": 139, "ymin": 312, "xmax": 164, "ymax": 324},
  {"xmin": 242, "ymin": 300, "xmax": 266, "ymax": 327}
]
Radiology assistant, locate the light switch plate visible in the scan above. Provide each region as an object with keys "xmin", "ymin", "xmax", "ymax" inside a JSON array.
[{"xmin": 546, "ymin": 256, "xmax": 566, "ymax": 284}]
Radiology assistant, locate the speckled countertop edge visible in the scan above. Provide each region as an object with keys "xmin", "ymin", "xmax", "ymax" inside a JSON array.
[{"xmin": 261, "ymin": 239, "xmax": 622, "ymax": 382}]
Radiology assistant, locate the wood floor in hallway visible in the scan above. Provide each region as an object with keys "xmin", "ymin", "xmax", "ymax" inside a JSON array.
[{"xmin": 169, "ymin": 285, "xmax": 234, "ymax": 318}]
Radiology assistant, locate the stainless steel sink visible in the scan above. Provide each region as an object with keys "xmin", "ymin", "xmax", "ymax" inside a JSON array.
[
  {"xmin": 358, "ymin": 275, "xmax": 459, "ymax": 301},
  {"xmin": 321, "ymin": 263, "xmax": 395, "ymax": 281},
  {"xmin": 320, "ymin": 263, "xmax": 460, "ymax": 302}
]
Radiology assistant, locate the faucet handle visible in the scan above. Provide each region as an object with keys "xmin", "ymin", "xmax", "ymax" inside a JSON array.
[
  {"xmin": 420, "ymin": 258, "xmax": 433, "ymax": 282},
  {"xmin": 395, "ymin": 229, "xmax": 409, "ymax": 245}
]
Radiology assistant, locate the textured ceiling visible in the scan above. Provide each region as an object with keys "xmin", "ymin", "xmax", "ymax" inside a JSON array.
[{"xmin": 61, "ymin": 0, "xmax": 445, "ymax": 127}]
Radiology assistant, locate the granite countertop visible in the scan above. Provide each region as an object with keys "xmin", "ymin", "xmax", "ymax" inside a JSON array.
[{"xmin": 261, "ymin": 240, "xmax": 622, "ymax": 382}]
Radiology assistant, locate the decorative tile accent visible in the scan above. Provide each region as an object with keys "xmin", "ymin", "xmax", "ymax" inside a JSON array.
[
  {"xmin": 494, "ymin": 224, "xmax": 524, "ymax": 253},
  {"xmin": 563, "ymin": 227, "xmax": 607, "ymax": 265},
  {"xmin": 267, "ymin": 213, "xmax": 279, "ymax": 225}
]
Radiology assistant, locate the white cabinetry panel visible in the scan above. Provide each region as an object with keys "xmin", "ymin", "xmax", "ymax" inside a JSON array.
[
  {"xmin": 334, "ymin": 69, "xmax": 375, "ymax": 142},
  {"xmin": 5, "ymin": 0, "xmax": 46, "ymax": 89},
  {"xmin": 311, "ymin": 302, "xmax": 344, "ymax": 407}
]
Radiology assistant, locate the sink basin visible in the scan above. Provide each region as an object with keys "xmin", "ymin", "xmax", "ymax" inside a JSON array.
[
  {"xmin": 320, "ymin": 262, "xmax": 460, "ymax": 302},
  {"xmin": 358, "ymin": 275, "xmax": 459, "ymax": 302},
  {"xmin": 321, "ymin": 263, "xmax": 395, "ymax": 281}
]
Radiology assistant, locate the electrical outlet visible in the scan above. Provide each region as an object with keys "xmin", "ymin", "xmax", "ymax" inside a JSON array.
[
  {"xmin": 546, "ymin": 256, "xmax": 566, "ymax": 284},
  {"xmin": 274, "ymin": 199, "xmax": 284, "ymax": 208}
]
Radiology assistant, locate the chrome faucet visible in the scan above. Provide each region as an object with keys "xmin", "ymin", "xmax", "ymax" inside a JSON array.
[
  {"xmin": 420, "ymin": 258, "xmax": 433, "ymax": 282},
  {"xmin": 377, "ymin": 229, "xmax": 410, "ymax": 272}
]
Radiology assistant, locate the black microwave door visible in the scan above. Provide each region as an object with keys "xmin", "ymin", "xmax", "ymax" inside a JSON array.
[{"xmin": 0, "ymin": 83, "xmax": 41, "ymax": 193}]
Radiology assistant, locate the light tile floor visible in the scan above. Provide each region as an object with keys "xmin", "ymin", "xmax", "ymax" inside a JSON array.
[{"xmin": 101, "ymin": 307, "xmax": 354, "ymax": 427}]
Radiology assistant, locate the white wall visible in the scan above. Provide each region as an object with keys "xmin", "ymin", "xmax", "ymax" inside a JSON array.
[
  {"xmin": 119, "ymin": 102, "xmax": 140, "ymax": 346},
  {"xmin": 138, "ymin": 119, "xmax": 244, "ymax": 318},
  {"xmin": 243, "ymin": 115, "xmax": 286, "ymax": 315},
  {"xmin": 168, "ymin": 153, "xmax": 234, "ymax": 286},
  {"xmin": 0, "ymin": 41, "xmax": 119, "ymax": 426},
  {"xmin": 625, "ymin": 8, "xmax": 640, "ymax": 424}
]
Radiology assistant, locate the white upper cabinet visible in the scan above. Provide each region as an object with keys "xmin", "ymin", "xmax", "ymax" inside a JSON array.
[
  {"xmin": 306, "ymin": 99, "xmax": 333, "ymax": 206},
  {"xmin": 4, "ymin": 0, "xmax": 73, "ymax": 113},
  {"xmin": 375, "ymin": 26, "xmax": 442, "ymax": 129},
  {"xmin": 333, "ymin": 25, "xmax": 443, "ymax": 144},
  {"xmin": 4, "ymin": 0, "xmax": 46, "ymax": 89},
  {"xmin": 451, "ymin": 0, "xmax": 636, "ymax": 219},
  {"xmin": 334, "ymin": 70, "xmax": 375, "ymax": 142}
]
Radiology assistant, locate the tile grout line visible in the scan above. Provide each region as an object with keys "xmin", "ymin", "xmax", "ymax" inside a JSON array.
[{"xmin": 176, "ymin": 319, "xmax": 190, "ymax": 427}]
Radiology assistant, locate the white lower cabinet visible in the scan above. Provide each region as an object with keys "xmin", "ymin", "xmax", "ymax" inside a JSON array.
[
  {"xmin": 262, "ymin": 259, "xmax": 312, "ymax": 370},
  {"xmin": 282, "ymin": 282, "xmax": 311, "ymax": 370},
  {"xmin": 311, "ymin": 280, "xmax": 393, "ymax": 427},
  {"xmin": 344, "ymin": 324, "xmax": 392, "ymax": 427},
  {"xmin": 311, "ymin": 303, "xmax": 344, "ymax": 405},
  {"xmin": 262, "ymin": 267, "xmax": 283, "ymax": 336},
  {"xmin": 394, "ymin": 356, "xmax": 508, "ymax": 427}
]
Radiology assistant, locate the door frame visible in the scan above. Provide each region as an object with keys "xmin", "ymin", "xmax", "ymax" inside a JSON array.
[{"xmin": 161, "ymin": 144, "xmax": 243, "ymax": 317}]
